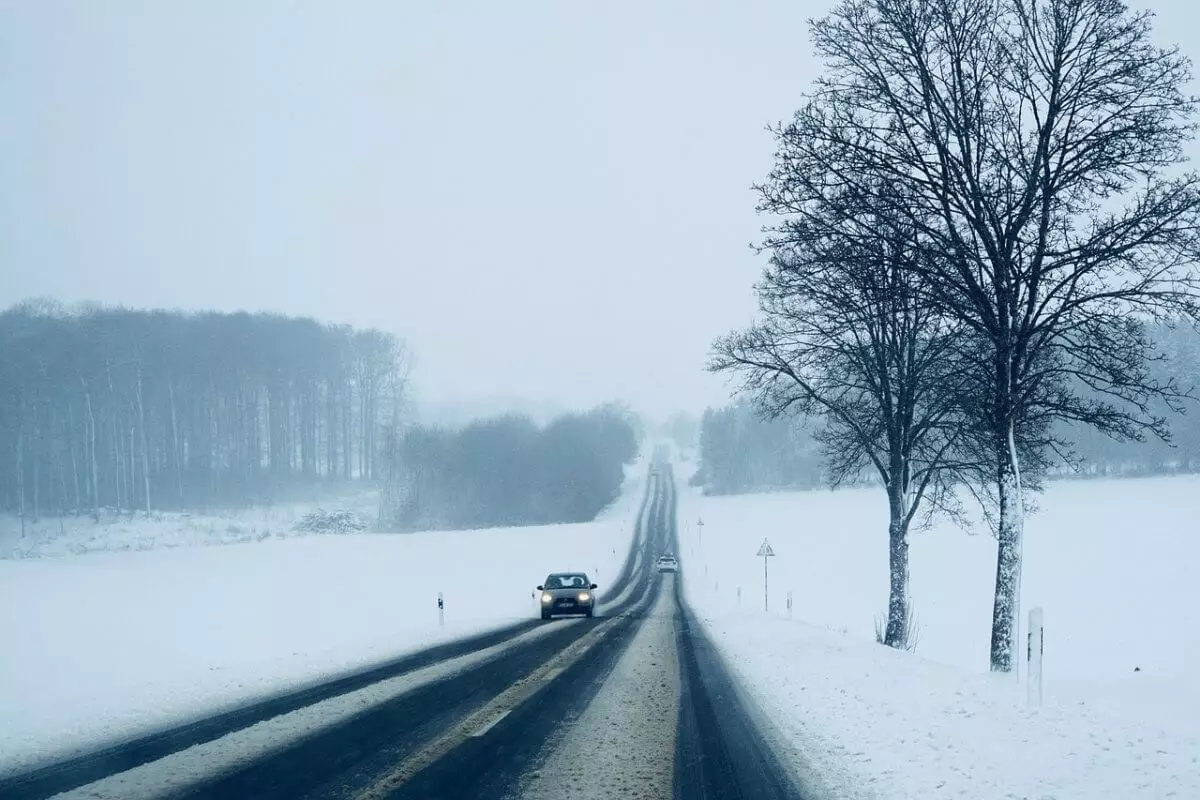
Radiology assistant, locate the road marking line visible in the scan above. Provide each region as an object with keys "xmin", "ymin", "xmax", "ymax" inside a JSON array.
[
  {"xmin": 47, "ymin": 620, "xmax": 584, "ymax": 800},
  {"xmin": 357, "ymin": 617, "xmax": 621, "ymax": 799},
  {"xmin": 469, "ymin": 709, "xmax": 511, "ymax": 738}
]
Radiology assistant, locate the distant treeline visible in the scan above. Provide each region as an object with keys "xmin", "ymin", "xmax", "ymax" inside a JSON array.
[
  {"xmin": 691, "ymin": 402, "xmax": 824, "ymax": 495},
  {"xmin": 695, "ymin": 326, "xmax": 1200, "ymax": 496},
  {"xmin": 381, "ymin": 405, "xmax": 639, "ymax": 531},
  {"xmin": 0, "ymin": 301, "xmax": 408, "ymax": 518}
]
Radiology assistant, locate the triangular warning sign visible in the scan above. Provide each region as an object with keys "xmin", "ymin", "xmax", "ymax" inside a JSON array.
[{"xmin": 757, "ymin": 539, "xmax": 775, "ymax": 557}]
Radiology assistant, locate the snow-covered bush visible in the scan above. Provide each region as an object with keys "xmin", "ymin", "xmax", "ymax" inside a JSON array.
[{"xmin": 294, "ymin": 509, "xmax": 368, "ymax": 534}]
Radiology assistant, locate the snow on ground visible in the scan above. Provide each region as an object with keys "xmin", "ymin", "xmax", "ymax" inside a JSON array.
[
  {"xmin": 0, "ymin": 462, "xmax": 648, "ymax": 776},
  {"xmin": 678, "ymin": 474, "xmax": 1200, "ymax": 799},
  {"xmin": 0, "ymin": 490, "xmax": 381, "ymax": 559},
  {"xmin": 54, "ymin": 621, "xmax": 585, "ymax": 800}
]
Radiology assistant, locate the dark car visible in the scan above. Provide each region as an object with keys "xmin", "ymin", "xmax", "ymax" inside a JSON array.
[{"xmin": 537, "ymin": 572, "xmax": 598, "ymax": 619}]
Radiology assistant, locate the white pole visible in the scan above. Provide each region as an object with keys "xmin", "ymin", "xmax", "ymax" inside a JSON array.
[
  {"xmin": 1027, "ymin": 606, "xmax": 1043, "ymax": 708},
  {"xmin": 764, "ymin": 555, "xmax": 769, "ymax": 613},
  {"xmin": 438, "ymin": 592, "xmax": 445, "ymax": 627}
]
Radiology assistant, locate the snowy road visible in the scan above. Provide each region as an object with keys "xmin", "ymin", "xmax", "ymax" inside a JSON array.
[{"xmin": 2, "ymin": 464, "xmax": 804, "ymax": 800}]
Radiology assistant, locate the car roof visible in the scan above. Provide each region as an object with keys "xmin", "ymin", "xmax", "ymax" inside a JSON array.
[{"xmin": 547, "ymin": 572, "xmax": 589, "ymax": 578}]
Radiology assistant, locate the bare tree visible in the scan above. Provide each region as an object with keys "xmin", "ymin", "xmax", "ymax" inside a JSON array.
[
  {"xmin": 777, "ymin": 0, "xmax": 1200, "ymax": 670},
  {"xmin": 135, "ymin": 360, "xmax": 151, "ymax": 516},
  {"xmin": 712, "ymin": 190, "xmax": 968, "ymax": 649}
]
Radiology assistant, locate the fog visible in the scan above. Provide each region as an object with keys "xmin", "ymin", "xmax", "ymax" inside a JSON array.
[
  {"xmin": 2, "ymin": 0, "xmax": 1196, "ymax": 419},
  {"xmin": 0, "ymin": 0, "xmax": 818, "ymax": 419}
]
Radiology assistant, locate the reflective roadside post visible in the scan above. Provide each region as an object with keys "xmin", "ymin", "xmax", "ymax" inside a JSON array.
[
  {"xmin": 1027, "ymin": 607, "xmax": 1044, "ymax": 708},
  {"xmin": 438, "ymin": 592, "xmax": 445, "ymax": 627},
  {"xmin": 787, "ymin": 590, "xmax": 793, "ymax": 619},
  {"xmin": 697, "ymin": 518, "xmax": 705, "ymax": 549},
  {"xmin": 757, "ymin": 538, "xmax": 776, "ymax": 613}
]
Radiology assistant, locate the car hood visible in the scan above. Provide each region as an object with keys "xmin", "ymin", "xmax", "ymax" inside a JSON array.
[{"xmin": 542, "ymin": 586, "xmax": 591, "ymax": 597}]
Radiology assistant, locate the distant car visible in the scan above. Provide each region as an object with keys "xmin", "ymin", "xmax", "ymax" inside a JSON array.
[
  {"xmin": 538, "ymin": 572, "xmax": 598, "ymax": 619},
  {"xmin": 656, "ymin": 554, "xmax": 679, "ymax": 573}
]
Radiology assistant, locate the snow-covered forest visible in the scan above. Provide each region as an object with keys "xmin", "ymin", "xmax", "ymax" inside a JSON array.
[
  {"xmin": 0, "ymin": 301, "xmax": 408, "ymax": 518},
  {"xmin": 380, "ymin": 404, "xmax": 639, "ymax": 531},
  {"xmin": 691, "ymin": 403, "xmax": 823, "ymax": 494}
]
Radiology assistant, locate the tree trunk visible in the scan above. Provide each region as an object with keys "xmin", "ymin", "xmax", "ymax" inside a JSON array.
[
  {"xmin": 359, "ymin": 388, "xmax": 367, "ymax": 480},
  {"xmin": 67, "ymin": 402, "xmax": 82, "ymax": 512},
  {"xmin": 989, "ymin": 419, "xmax": 1025, "ymax": 672},
  {"xmin": 129, "ymin": 424, "xmax": 136, "ymax": 514},
  {"xmin": 343, "ymin": 387, "xmax": 352, "ymax": 479},
  {"xmin": 168, "ymin": 378, "xmax": 184, "ymax": 505},
  {"xmin": 112, "ymin": 413, "xmax": 123, "ymax": 510},
  {"xmin": 16, "ymin": 418, "xmax": 26, "ymax": 539},
  {"xmin": 883, "ymin": 486, "xmax": 911, "ymax": 648},
  {"xmin": 32, "ymin": 422, "xmax": 40, "ymax": 520},
  {"xmin": 326, "ymin": 382, "xmax": 336, "ymax": 479},
  {"xmin": 57, "ymin": 439, "xmax": 69, "ymax": 515},
  {"xmin": 83, "ymin": 386, "xmax": 99, "ymax": 516},
  {"xmin": 136, "ymin": 367, "xmax": 151, "ymax": 516}
]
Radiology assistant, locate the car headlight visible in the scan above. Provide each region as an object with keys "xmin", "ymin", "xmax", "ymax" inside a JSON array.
[
  {"xmin": 541, "ymin": 592, "xmax": 553, "ymax": 604},
  {"xmin": 577, "ymin": 592, "xmax": 591, "ymax": 603}
]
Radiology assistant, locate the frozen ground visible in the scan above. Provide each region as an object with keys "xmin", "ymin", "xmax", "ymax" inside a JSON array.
[
  {"xmin": 0, "ymin": 490, "xmax": 381, "ymax": 559},
  {"xmin": 678, "ymin": 473, "xmax": 1200, "ymax": 799},
  {"xmin": 0, "ymin": 462, "xmax": 647, "ymax": 776}
]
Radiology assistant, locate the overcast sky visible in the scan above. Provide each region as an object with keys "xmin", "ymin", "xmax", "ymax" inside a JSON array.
[{"xmin": 1, "ymin": 0, "xmax": 1194, "ymax": 421}]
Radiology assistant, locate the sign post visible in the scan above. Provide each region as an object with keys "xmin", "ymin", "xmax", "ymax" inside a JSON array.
[
  {"xmin": 438, "ymin": 592, "xmax": 445, "ymax": 627},
  {"xmin": 697, "ymin": 518, "xmax": 705, "ymax": 548},
  {"xmin": 757, "ymin": 538, "xmax": 776, "ymax": 613},
  {"xmin": 1027, "ymin": 607, "xmax": 1044, "ymax": 708}
]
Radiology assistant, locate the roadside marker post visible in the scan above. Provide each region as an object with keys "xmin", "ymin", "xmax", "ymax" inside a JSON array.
[
  {"xmin": 438, "ymin": 592, "xmax": 445, "ymax": 627},
  {"xmin": 757, "ymin": 538, "xmax": 776, "ymax": 614},
  {"xmin": 737, "ymin": 586, "xmax": 741, "ymax": 606},
  {"xmin": 697, "ymin": 518, "xmax": 704, "ymax": 548},
  {"xmin": 1027, "ymin": 607, "xmax": 1044, "ymax": 708},
  {"xmin": 787, "ymin": 590, "xmax": 793, "ymax": 619}
]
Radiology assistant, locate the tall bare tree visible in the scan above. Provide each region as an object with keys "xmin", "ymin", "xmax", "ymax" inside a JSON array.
[
  {"xmin": 778, "ymin": 0, "xmax": 1200, "ymax": 670},
  {"xmin": 713, "ymin": 189, "xmax": 967, "ymax": 649}
]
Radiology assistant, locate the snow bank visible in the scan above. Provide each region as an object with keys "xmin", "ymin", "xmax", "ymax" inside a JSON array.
[
  {"xmin": 0, "ymin": 491, "xmax": 380, "ymax": 559},
  {"xmin": 678, "ymin": 475, "xmax": 1200, "ymax": 798},
  {"xmin": 0, "ymin": 474, "xmax": 645, "ymax": 775},
  {"xmin": 692, "ymin": 613, "xmax": 1200, "ymax": 799}
]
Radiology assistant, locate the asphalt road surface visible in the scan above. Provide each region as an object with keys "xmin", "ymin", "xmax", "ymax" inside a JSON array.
[{"xmin": 1, "ymin": 461, "xmax": 806, "ymax": 800}]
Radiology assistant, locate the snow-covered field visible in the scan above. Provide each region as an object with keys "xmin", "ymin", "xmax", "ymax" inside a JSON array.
[
  {"xmin": 0, "ymin": 465, "xmax": 647, "ymax": 776},
  {"xmin": 0, "ymin": 490, "xmax": 381, "ymax": 559},
  {"xmin": 679, "ymin": 474, "xmax": 1200, "ymax": 799}
]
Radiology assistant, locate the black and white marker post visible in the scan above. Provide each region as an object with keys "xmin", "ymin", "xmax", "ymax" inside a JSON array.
[
  {"xmin": 437, "ymin": 591, "xmax": 444, "ymax": 627},
  {"xmin": 1027, "ymin": 607, "xmax": 1044, "ymax": 708}
]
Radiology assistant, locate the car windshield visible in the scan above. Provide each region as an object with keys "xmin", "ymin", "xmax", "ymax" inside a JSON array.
[{"xmin": 545, "ymin": 575, "xmax": 589, "ymax": 589}]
